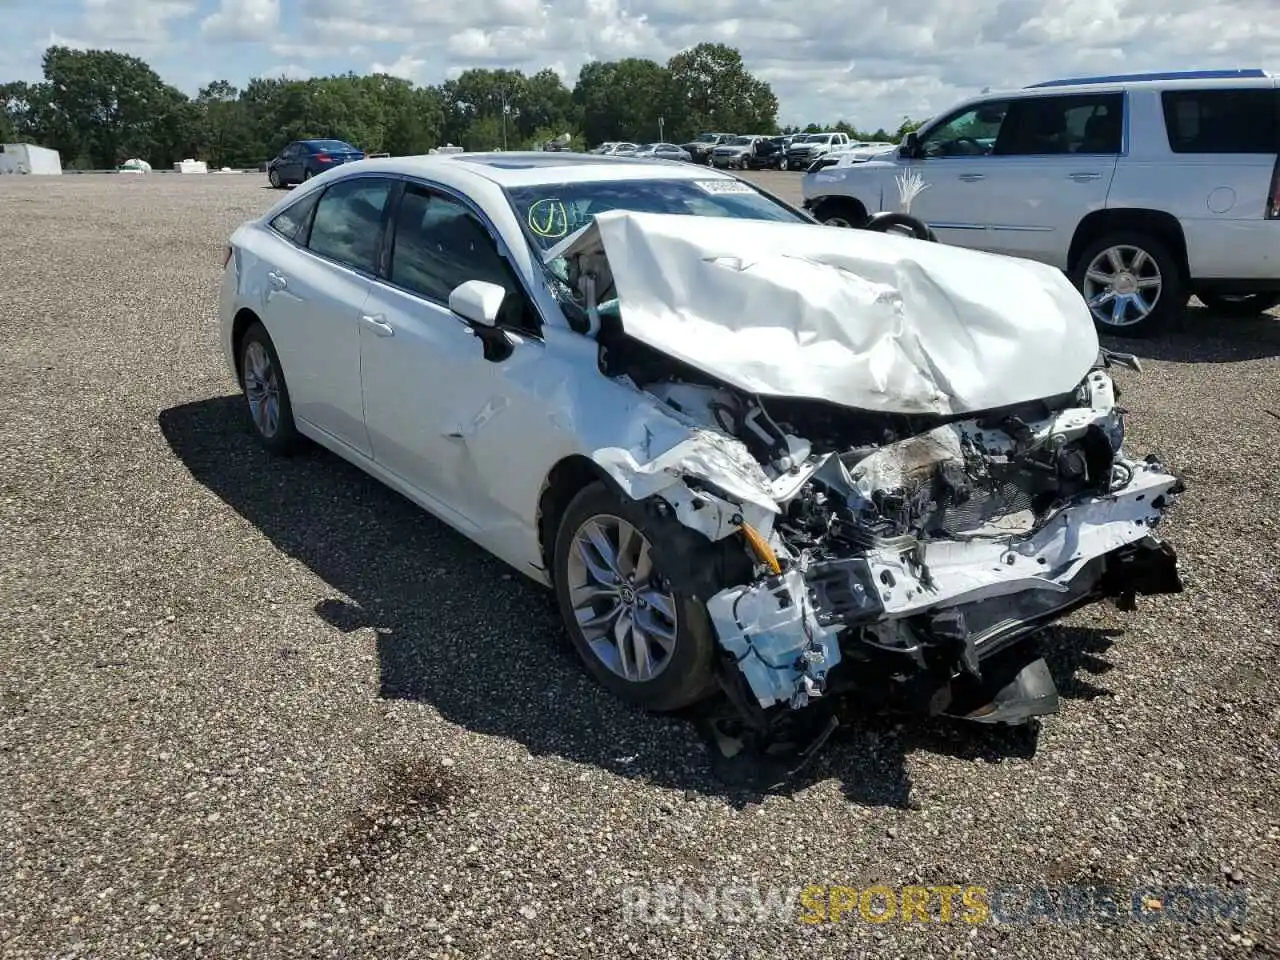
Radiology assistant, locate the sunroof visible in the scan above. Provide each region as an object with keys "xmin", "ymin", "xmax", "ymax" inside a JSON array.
[{"xmin": 459, "ymin": 152, "xmax": 634, "ymax": 169}]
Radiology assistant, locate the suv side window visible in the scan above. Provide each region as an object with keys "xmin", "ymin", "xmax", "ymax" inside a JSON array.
[
  {"xmin": 919, "ymin": 102, "xmax": 1010, "ymax": 157},
  {"xmin": 269, "ymin": 189, "xmax": 320, "ymax": 243},
  {"xmin": 306, "ymin": 176, "xmax": 393, "ymax": 273},
  {"xmin": 388, "ymin": 185, "xmax": 539, "ymax": 332},
  {"xmin": 997, "ymin": 93, "xmax": 1123, "ymax": 155},
  {"xmin": 1161, "ymin": 88, "xmax": 1279, "ymax": 153}
]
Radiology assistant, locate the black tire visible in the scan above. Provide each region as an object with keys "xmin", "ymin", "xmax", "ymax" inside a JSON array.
[
  {"xmin": 811, "ymin": 197, "xmax": 868, "ymax": 228},
  {"xmin": 1196, "ymin": 291, "xmax": 1280, "ymax": 317},
  {"xmin": 239, "ymin": 322, "xmax": 303, "ymax": 455},
  {"xmin": 268, "ymin": 168, "xmax": 281, "ymax": 188},
  {"xmin": 861, "ymin": 211, "xmax": 937, "ymax": 241},
  {"xmin": 552, "ymin": 482, "xmax": 740, "ymax": 712},
  {"xmin": 1069, "ymin": 231, "xmax": 1185, "ymax": 338},
  {"xmin": 303, "ymin": 168, "xmax": 314, "ymax": 181}
]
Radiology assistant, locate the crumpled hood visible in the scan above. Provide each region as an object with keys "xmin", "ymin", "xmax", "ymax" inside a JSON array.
[{"xmin": 553, "ymin": 210, "xmax": 1100, "ymax": 416}]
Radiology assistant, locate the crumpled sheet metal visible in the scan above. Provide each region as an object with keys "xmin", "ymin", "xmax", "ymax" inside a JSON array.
[{"xmin": 561, "ymin": 210, "xmax": 1101, "ymax": 416}]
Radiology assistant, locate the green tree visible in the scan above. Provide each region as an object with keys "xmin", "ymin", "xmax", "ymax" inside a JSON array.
[
  {"xmin": 664, "ymin": 43, "xmax": 778, "ymax": 141},
  {"xmin": 574, "ymin": 58, "xmax": 670, "ymax": 145}
]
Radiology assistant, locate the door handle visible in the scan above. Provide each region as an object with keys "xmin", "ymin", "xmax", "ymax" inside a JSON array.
[
  {"xmin": 267, "ymin": 271, "xmax": 287, "ymax": 290},
  {"xmin": 1068, "ymin": 172, "xmax": 1102, "ymax": 182},
  {"xmin": 958, "ymin": 172, "xmax": 985, "ymax": 182},
  {"xmin": 360, "ymin": 314, "xmax": 394, "ymax": 337}
]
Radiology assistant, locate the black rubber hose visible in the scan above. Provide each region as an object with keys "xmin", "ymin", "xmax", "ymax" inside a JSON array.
[{"xmin": 860, "ymin": 211, "xmax": 939, "ymax": 242}]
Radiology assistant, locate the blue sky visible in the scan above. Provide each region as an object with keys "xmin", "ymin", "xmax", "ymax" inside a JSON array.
[{"xmin": 2, "ymin": 0, "xmax": 1278, "ymax": 129}]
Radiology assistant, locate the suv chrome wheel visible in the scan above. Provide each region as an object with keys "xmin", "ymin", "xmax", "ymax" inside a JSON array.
[{"xmin": 1082, "ymin": 244, "xmax": 1163, "ymax": 328}]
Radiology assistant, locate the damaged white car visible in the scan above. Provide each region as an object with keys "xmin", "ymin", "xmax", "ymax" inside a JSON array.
[{"xmin": 218, "ymin": 153, "xmax": 1183, "ymax": 735}]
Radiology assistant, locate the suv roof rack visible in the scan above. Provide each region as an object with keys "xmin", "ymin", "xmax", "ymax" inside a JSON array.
[{"xmin": 1027, "ymin": 68, "xmax": 1270, "ymax": 89}]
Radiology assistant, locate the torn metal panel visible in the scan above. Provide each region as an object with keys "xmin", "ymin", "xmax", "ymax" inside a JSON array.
[
  {"xmin": 554, "ymin": 210, "xmax": 1101, "ymax": 416},
  {"xmin": 706, "ymin": 569, "xmax": 843, "ymax": 709}
]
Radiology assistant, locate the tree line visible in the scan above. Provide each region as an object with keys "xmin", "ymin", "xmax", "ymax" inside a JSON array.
[{"xmin": 0, "ymin": 44, "xmax": 923, "ymax": 170}]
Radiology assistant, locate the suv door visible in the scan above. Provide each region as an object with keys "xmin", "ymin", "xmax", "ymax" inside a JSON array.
[
  {"xmin": 897, "ymin": 100, "xmax": 1011, "ymax": 247},
  {"xmin": 982, "ymin": 92, "xmax": 1123, "ymax": 266}
]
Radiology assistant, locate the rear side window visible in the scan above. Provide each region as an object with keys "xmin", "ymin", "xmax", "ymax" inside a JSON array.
[
  {"xmin": 306, "ymin": 177, "xmax": 393, "ymax": 273},
  {"xmin": 1161, "ymin": 88, "xmax": 1279, "ymax": 153},
  {"xmin": 997, "ymin": 93, "xmax": 1124, "ymax": 155},
  {"xmin": 269, "ymin": 190, "xmax": 320, "ymax": 243}
]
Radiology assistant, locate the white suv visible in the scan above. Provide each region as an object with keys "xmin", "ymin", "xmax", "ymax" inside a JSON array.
[{"xmin": 801, "ymin": 69, "xmax": 1280, "ymax": 335}]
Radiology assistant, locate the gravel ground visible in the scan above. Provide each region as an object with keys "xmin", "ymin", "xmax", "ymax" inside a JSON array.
[{"xmin": 1, "ymin": 170, "xmax": 1277, "ymax": 959}]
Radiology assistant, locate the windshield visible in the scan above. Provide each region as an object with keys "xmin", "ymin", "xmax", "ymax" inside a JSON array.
[
  {"xmin": 694, "ymin": 133, "xmax": 719, "ymax": 143},
  {"xmin": 728, "ymin": 136, "xmax": 754, "ymax": 146},
  {"xmin": 506, "ymin": 177, "xmax": 807, "ymax": 251}
]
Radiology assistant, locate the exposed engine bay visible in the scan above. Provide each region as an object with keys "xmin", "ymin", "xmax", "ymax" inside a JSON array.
[
  {"xmin": 549, "ymin": 211, "xmax": 1184, "ymax": 734},
  {"xmin": 614, "ymin": 351, "xmax": 1183, "ymax": 729}
]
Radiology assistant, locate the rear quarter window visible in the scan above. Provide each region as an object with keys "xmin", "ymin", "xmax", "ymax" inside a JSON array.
[
  {"xmin": 269, "ymin": 190, "xmax": 320, "ymax": 242},
  {"xmin": 1161, "ymin": 88, "xmax": 1279, "ymax": 153}
]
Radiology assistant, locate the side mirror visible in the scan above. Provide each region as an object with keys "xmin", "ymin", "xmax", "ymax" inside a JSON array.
[
  {"xmin": 448, "ymin": 279, "xmax": 506, "ymax": 328},
  {"xmin": 900, "ymin": 132, "xmax": 920, "ymax": 159}
]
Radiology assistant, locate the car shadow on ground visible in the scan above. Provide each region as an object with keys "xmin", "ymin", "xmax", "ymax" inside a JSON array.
[
  {"xmin": 159, "ymin": 396, "xmax": 1123, "ymax": 809},
  {"xmin": 1104, "ymin": 304, "xmax": 1280, "ymax": 363}
]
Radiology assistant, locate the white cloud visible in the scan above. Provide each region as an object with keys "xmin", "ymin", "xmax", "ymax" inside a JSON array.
[
  {"xmin": 82, "ymin": 0, "xmax": 196, "ymax": 44},
  {"xmin": 258, "ymin": 63, "xmax": 311, "ymax": 80},
  {"xmin": 369, "ymin": 55, "xmax": 428, "ymax": 82},
  {"xmin": 5, "ymin": 0, "xmax": 1280, "ymax": 127},
  {"xmin": 202, "ymin": 0, "xmax": 280, "ymax": 42}
]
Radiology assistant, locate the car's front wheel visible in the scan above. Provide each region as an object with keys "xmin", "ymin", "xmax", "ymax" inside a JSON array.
[
  {"xmin": 268, "ymin": 168, "xmax": 281, "ymax": 188},
  {"xmin": 1070, "ymin": 232, "xmax": 1185, "ymax": 338},
  {"xmin": 553, "ymin": 482, "xmax": 733, "ymax": 712},
  {"xmin": 1196, "ymin": 290, "xmax": 1280, "ymax": 317},
  {"xmin": 811, "ymin": 197, "xmax": 868, "ymax": 228},
  {"xmin": 240, "ymin": 322, "xmax": 302, "ymax": 455}
]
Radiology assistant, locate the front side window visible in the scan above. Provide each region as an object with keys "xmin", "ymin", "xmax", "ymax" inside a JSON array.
[
  {"xmin": 919, "ymin": 102, "xmax": 1010, "ymax": 157},
  {"xmin": 389, "ymin": 186, "xmax": 536, "ymax": 330},
  {"xmin": 997, "ymin": 93, "xmax": 1123, "ymax": 155},
  {"xmin": 269, "ymin": 189, "xmax": 320, "ymax": 242},
  {"xmin": 1161, "ymin": 88, "xmax": 1279, "ymax": 153},
  {"xmin": 306, "ymin": 176, "xmax": 393, "ymax": 273}
]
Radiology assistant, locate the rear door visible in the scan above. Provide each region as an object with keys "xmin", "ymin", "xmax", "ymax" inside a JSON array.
[
  {"xmin": 260, "ymin": 176, "xmax": 396, "ymax": 456},
  {"xmin": 1154, "ymin": 84, "xmax": 1280, "ymax": 279},
  {"xmin": 982, "ymin": 92, "xmax": 1123, "ymax": 267}
]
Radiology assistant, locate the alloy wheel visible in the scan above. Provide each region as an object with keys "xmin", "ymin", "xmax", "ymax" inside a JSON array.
[
  {"xmin": 243, "ymin": 341, "xmax": 281, "ymax": 439},
  {"xmin": 565, "ymin": 514, "xmax": 678, "ymax": 683},
  {"xmin": 1082, "ymin": 244, "xmax": 1163, "ymax": 328}
]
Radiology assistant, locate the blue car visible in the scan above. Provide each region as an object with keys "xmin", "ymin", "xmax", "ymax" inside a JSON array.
[{"xmin": 266, "ymin": 139, "xmax": 365, "ymax": 188}]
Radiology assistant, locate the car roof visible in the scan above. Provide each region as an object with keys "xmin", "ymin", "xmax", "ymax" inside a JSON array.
[
  {"xmin": 343, "ymin": 152, "xmax": 743, "ymax": 188},
  {"xmin": 980, "ymin": 69, "xmax": 1278, "ymax": 101}
]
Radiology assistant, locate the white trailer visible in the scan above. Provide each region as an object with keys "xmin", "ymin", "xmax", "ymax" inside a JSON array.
[{"xmin": 0, "ymin": 143, "xmax": 63, "ymax": 175}]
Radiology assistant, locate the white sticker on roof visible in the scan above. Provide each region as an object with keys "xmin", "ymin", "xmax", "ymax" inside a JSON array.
[{"xmin": 693, "ymin": 179, "xmax": 756, "ymax": 195}]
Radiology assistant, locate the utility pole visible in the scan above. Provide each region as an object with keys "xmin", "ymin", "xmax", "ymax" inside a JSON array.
[
  {"xmin": 658, "ymin": 115, "xmax": 664, "ymax": 142},
  {"xmin": 500, "ymin": 87, "xmax": 508, "ymax": 151}
]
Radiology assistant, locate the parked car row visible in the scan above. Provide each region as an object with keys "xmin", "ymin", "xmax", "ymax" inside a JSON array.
[{"xmin": 589, "ymin": 132, "xmax": 885, "ymax": 172}]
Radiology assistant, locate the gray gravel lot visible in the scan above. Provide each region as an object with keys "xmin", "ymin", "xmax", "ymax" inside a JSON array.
[{"xmin": 1, "ymin": 170, "xmax": 1277, "ymax": 959}]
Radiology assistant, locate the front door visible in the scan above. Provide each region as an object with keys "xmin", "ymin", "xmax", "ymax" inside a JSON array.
[
  {"xmin": 898, "ymin": 100, "xmax": 1012, "ymax": 249},
  {"xmin": 358, "ymin": 182, "xmax": 550, "ymax": 540}
]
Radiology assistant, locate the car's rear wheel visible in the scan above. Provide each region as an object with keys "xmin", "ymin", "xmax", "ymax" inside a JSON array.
[
  {"xmin": 811, "ymin": 197, "xmax": 868, "ymax": 228},
  {"xmin": 268, "ymin": 168, "xmax": 281, "ymax": 188},
  {"xmin": 303, "ymin": 168, "xmax": 314, "ymax": 182},
  {"xmin": 240, "ymin": 322, "xmax": 302, "ymax": 455},
  {"xmin": 1070, "ymin": 232, "xmax": 1185, "ymax": 338},
  {"xmin": 552, "ymin": 482, "xmax": 729, "ymax": 712},
  {"xmin": 1196, "ymin": 290, "xmax": 1280, "ymax": 317}
]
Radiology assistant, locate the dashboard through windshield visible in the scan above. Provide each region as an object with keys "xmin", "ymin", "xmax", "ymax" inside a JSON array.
[{"xmin": 505, "ymin": 177, "xmax": 806, "ymax": 250}]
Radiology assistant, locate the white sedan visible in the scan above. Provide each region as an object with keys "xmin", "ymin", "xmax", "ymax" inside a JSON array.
[{"xmin": 218, "ymin": 152, "xmax": 1184, "ymax": 729}]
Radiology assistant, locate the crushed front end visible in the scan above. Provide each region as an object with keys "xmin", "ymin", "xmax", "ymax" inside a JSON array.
[{"xmin": 691, "ymin": 362, "xmax": 1183, "ymax": 729}]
